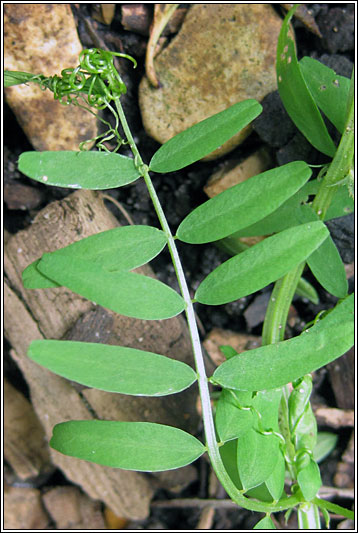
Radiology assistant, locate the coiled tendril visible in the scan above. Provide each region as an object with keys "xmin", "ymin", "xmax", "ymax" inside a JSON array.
[{"xmin": 31, "ymin": 48, "xmax": 137, "ymax": 151}]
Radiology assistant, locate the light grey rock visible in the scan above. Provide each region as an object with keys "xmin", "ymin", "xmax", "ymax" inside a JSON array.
[{"xmin": 139, "ymin": 4, "xmax": 284, "ymax": 160}]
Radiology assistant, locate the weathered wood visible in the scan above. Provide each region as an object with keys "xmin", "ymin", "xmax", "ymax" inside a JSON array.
[
  {"xmin": 42, "ymin": 486, "xmax": 106, "ymax": 530},
  {"xmin": 4, "ymin": 378, "xmax": 53, "ymax": 480},
  {"xmin": 4, "ymin": 189, "xmax": 199, "ymax": 518}
]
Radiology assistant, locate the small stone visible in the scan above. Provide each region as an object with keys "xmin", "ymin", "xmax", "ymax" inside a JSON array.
[
  {"xmin": 4, "ymin": 486, "xmax": 49, "ymax": 529},
  {"xmin": 204, "ymin": 147, "xmax": 272, "ymax": 198},
  {"xmin": 139, "ymin": 4, "xmax": 284, "ymax": 160},
  {"xmin": 4, "ymin": 4, "xmax": 97, "ymax": 151},
  {"xmin": 204, "ymin": 327, "xmax": 261, "ymax": 367}
]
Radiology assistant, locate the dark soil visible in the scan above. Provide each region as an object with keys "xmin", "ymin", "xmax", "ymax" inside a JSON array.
[{"xmin": 4, "ymin": 4, "xmax": 355, "ymax": 530}]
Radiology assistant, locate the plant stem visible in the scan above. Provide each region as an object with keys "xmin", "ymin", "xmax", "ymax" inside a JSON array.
[{"xmin": 114, "ymin": 97, "xmax": 303, "ymax": 514}]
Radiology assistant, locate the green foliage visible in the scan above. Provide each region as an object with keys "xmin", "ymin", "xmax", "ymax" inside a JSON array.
[
  {"xmin": 18, "ymin": 151, "xmax": 141, "ymax": 189},
  {"xmin": 195, "ymin": 221, "xmax": 328, "ymax": 305},
  {"xmin": 28, "ymin": 340, "xmax": 197, "ymax": 396},
  {"xmin": 212, "ymin": 294, "xmax": 353, "ymax": 391},
  {"xmin": 177, "ymin": 161, "xmax": 312, "ymax": 244},
  {"xmin": 276, "ymin": 5, "xmax": 336, "ymax": 156},
  {"xmin": 253, "ymin": 515, "xmax": 276, "ymax": 529},
  {"xmin": 8, "ymin": 13, "xmax": 354, "ymax": 526},
  {"xmin": 34, "ymin": 255, "xmax": 185, "ymax": 320},
  {"xmin": 299, "ymin": 57, "xmax": 350, "ymax": 134},
  {"xmin": 149, "ymin": 100, "xmax": 262, "ymax": 172},
  {"xmin": 313, "ymin": 432, "xmax": 338, "ymax": 463},
  {"xmin": 50, "ymin": 420, "xmax": 205, "ymax": 471},
  {"xmin": 23, "ymin": 225, "xmax": 167, "ymax": 288}
]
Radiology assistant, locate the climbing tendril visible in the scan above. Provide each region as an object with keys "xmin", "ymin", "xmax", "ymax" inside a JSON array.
[{"xmin": 30, "ymin": 48, "xmax": 137, "ymax": 152}]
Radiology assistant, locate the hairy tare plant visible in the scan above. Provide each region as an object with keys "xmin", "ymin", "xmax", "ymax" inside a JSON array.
[{"xmin": 5, "ymin": 6, "xmax": 354, "ymax": 529}]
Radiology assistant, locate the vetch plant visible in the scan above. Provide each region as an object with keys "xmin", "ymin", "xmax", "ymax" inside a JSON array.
[{"xmin": 5, "ymin": 5, "xmax": 354, "ymax": 529}]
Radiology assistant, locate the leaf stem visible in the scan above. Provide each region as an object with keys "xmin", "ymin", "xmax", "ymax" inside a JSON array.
[{"xmin": 114, "ymin": 97, "xmax": 303, "ymax": 514}]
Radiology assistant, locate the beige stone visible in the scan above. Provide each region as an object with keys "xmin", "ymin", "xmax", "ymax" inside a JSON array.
[
  {"xmin": 4, "ymin": 4, "xmax": 97, "ymax": 150},
  {"xmin": 204, "ymin": 148, "xmax": 272, "ymax": 198},
  {"xmin": 139, "ymin": 4, "xmax": 283, "ymax": 160},
  {"xmin": 203, "ymin": 327, "xmax": 261, "ymax": 367},
  {"xmin": 4, "ymin": 486, "xmax": 49, "ymax": 529}
]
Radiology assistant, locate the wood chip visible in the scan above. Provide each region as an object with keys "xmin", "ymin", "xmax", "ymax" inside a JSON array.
[
  {"xmin": 314, "ymin": 406, "xmax": 354, "ymax": 429},
  {"xmin": 42, "ymin": 486, "xmax": 106, "ymax": 529},
  {"xmin": 4, "ymin": 378, "xmax": 53, "ymax": 480}
]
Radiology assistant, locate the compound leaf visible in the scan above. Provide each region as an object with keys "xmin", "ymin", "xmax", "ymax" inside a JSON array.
[
  {"xmin": 237, "ymin": 389, "xmax": 281, "ymax": 491},
  {"xmin": 299, "ymin": 57, "xmax": 350, "ymax": 134},
  {"xmin": 254, "ymin": 516, "xmax": 276, "ymax": 529},
  {"xmin": 195, "ymin": 221, "xmax": 328, "ymax": 305},
  {"xmin": 18, "ymin": 151, "xmax": 142, "ymax": 190},
  {"xmin": 4, "ymin": 70, "xmax": 40, "ymax": 87},
  {"xmin": 276, "ymin": 6, "xmax": 336, "ymax": 157},
  {"xmin": 215, "ymin": 389, "xmax": 254, "ymax": 442},
  {"xmin": 28, "ymin": 340, "xmax": 197, "ymax": 396},
  {"xmin": 36, "ymin": 254, "xmax": 185, "ymax": 320},
  {"xmin": 177, "ymin": 161, "xmax": 311, "ymax": 244},
  {"xmin": 297, "ymin": 458, "xmax": 322, "ymax": 501},
  {"xmin": 23, "ymin": 225, "xmax": 167, "ymax": 289},
  {"xmin": 50, "ymin": 420, "xmax": 206, "ymax": 471},
  {"xmin": 149, "ymin": 100, "xmax": 262, "ymax": 173},
  {"xmin": 22, "ymin": 258, "xmax": 60, "ymax": 289},
  {"xmin": 212, "ymin": 294, "xmax": 354, "ymax": 391}
]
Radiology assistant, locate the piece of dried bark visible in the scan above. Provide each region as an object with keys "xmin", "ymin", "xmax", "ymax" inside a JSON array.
[
  {"xmin": 334, "ymin": 431, "xmax": 354, "ymax": 489},
  {"xmin": 326, "ymin": 346, "xmax": 354, "ymax": 409},
  {"xmin": 42, "ymin": 486, "xmax": 107, "ymax": 529},
  {"xmin": 4, "ymin": 485, "xmax": 50, "ymax": 529},
  {"xmin": 314, "ymin": 406, "xmax": 354, "ymax": 429},
  {"xmin": 4, "ymin": 4, "xmax": 97, "ymax": 151},
  {"xmin": 4, "ymin": 378, "xmax": 53, "ymax": 480}
]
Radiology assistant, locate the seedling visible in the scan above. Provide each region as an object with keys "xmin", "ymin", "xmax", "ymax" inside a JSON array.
[{"xmin": 5, "ymin": 5, "xmax": 354, "ymax": 529}]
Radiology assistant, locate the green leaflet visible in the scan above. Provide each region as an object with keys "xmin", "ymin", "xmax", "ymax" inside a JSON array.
[
  {"xmin": 297, "ymin": 458, "xmax": 322, "ymax": 501},
  {"xmin": 149, "ymin": 100, "xmax": 262, "ymax": 173},
  {"xmin": 236, "ymin": 389, "xmax": 282, "ymax": 491},
  {"xmin": 4, "ymin": 70, "xmax": 42, "ymax": 87},
  {"xmin": 298, "ymin": 206, "xmax": 348, "ymax": 298},
  {"xmin": 18, "ymin": 151, "xmax": 142, "ymax": 190},
  {"xmin": 23, "ymin": 225, "xmax": 168, "ymax": 289},
  {"xmin": 215, "ymin": 390, "xmax": 254, "ymax": 442},
  {"xmin": 177, "ymin": 161, "xmax": 312, "ymax": 244},
  {"xmin": 276, "ymin": 6, "xmax": 336, "ymax": 157},
  {"xmin": 299, "ymin": 57, "xmax": 350, "ymax": 134},
  {"xmin": 36, "ymin": 254, "xmax": 185, "ymax": 320},
  {"xmin": 265, "ymin": 450, "xmax": 286, "ymax": 501},
  {"xmin": 212, "ymin": 294, "xmax": 354, "ymax": 391},
  {"xmin": 295, "ymin": 277, "xmax": 319, "ymax": 305},
  {"xmin": 253, "ymin": 516, "xmax": 276, "ymax": 529},
  {"xmin": 28, "ymin": 340, "xmax": 197, "ymax": 396},
  {"xmin": 231, "ymin": 179, "xmax": 353, "ymax": 238},
  {"xmin": 22, "ymin": 258, "xmax": 61, "ymax": 289},
  {"xmin": 313, "ymin": 432, "xmax": 338, "ymax": 463},
  {"xmin": 195, "ymin": 221, "xmax": 329, "ymax": 305},
  {"xmin": 50, "ymin": 420, "xmax": 206, "ymax": 471}
]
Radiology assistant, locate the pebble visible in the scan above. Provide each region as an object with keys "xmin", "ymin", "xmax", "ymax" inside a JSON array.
[{"xmin": 139, "ymin": 4, "xmax": 284, "ymax": 160}]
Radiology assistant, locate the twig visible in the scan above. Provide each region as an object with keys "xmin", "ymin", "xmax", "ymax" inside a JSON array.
[
  {"xmin": 151, "ymin": 498, "xmax": 238, "ymax": 510},
  {"xmin": 102, "ymin": 194, "xmax": 135, "ymax": 225}
]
